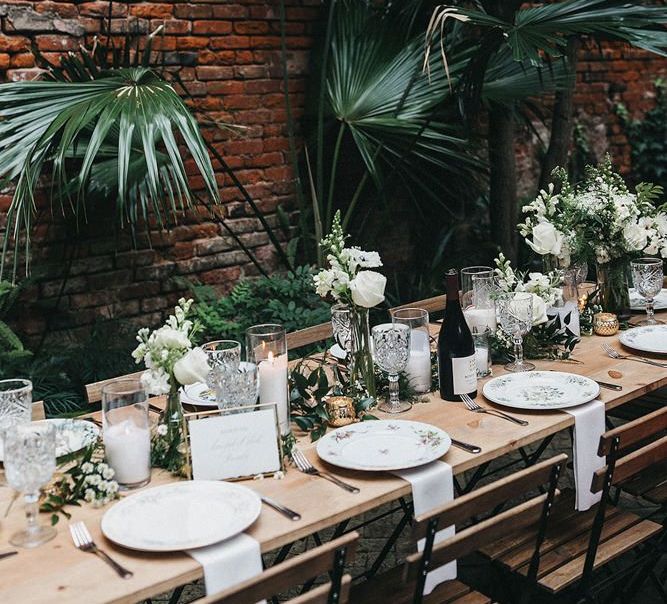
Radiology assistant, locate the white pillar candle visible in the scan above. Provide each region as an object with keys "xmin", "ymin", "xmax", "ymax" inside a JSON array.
[
  {"xmin": 474, "ymin": 346, "xmax": 489, "ymax": 376},
  {"xmin": 463, "ymin": 307, "xmax": 497, "ymax": 333},
  {"xmin": 258, "ymin": 351, "xmax": 289, "ymax": 435},
  {"xmin": 404, "ymin": 329, "xmax": 431, "ymax": 393},
  {"xmin": 104, "ymin": 418, "xmax": 151, "ymax": 486}
]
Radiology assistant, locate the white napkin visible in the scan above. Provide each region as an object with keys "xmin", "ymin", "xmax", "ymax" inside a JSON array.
[
  {"xmin": 563, "ymin": 399, "xmax": 606, "ymax": 511},
  {"xmin": 188, "ymin": 533, "xmax": 264, "ymax": 600},
  {"xmin": 393, "ymin": 460, "xmax": 456, "ymax": 595}
]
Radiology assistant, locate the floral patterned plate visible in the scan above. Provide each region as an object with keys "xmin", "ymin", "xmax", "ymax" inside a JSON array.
[
  {"xmin": 316, "ymin": 420, "xmax": 451, "ymax": 471},
  {"xmin": 483, "ymin": 371, "xmax": 599, "ymax": 410},
  {"xmin": 101, "ymin": 481, "xmax": 262, "ymax": 551},
  {"xmin": 619, "ymin": 325, "xmax": 667, "ymax": 355}
]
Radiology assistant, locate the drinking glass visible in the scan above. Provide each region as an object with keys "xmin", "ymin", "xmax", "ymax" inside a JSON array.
[
  {"xmin": 562, "ymin": 262, "xmax": 588, "ymax": 303},
  {"xmin": 391, "ymin": 308, "xmax": 431, "ymax": 393},
  {"xmin": 496, "ymin": 292, "xmax": 535, "ymax": 372},
  {"xmin": 102, "ymin": 379, "xmax": 151, "ymax": 489},
  {"xmin": 460, "ymin": 266, "xmax": 494, "ymax": 310},
  {"xmin": 217, "ymin": 363, "xmax": 259, "ymax": 410},
  {"xmin": 3, "ymin": 422, "xmax": 57, "ymax": 547},
  {"xmin": 331, "ymin": 304, "xmax": 351, "ymax": 357},
  {"xmin": 372, "ymin": 323, "xmax": 411, "ymax": 413},
  {"xmin": 463, "ymin": 274, "xmax": 497, "ymax": 334},
  {"xmin": 631, "ymin": 258, "xmax": 664, "ymax": 325},
  {"xmin": 0, "ymin": 379, "xmax": 32, "ymax": 451}
]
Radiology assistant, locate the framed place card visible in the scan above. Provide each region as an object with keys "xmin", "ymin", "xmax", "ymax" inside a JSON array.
[{"xmin": 182, "ymin": 403, "xmax": 283, "ymax": 481}]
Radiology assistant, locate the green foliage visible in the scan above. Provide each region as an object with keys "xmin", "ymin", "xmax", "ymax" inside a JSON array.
[
  {"xmin": 491, "ymin": 318, "xmax": 579, "ymax": 362},
  {"xmin": 0, "ymin": 280, "xmax": 32, "ymax": 371},
  {"xmin": 193, "ymin": 266, "xmax": 331, "ymax": 347},
  {"xmin": 617, "ymin": 79, "xmax": 667, "ymax": 192}
]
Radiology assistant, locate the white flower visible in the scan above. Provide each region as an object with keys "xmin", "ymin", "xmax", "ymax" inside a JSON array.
[
  {"xmin": 525, "ymin": 221, "xmax": 565, "ymax": 257},
  {"xmin": 528, "ymin": 293, "xmax": 548, "ymax": 326},
  {"xmin": 85, "ymin": 474, "xmax": 101, "ymax": 486},
  {"xmin": 150, "ymin": 326, "xmax": 191, "ymax": 350},
  {"xmin": 102, "ymin": 466, "xmax": 115, "ymax": 480},
  {"xmin": 81, "ymin": 462, "xmax": 94, "ymax": 474},
  {"xmin": 347, "ymin": 248, "xmax": 383, "ymax": 271},
  {"xmin": 313, "ymin": 269, "xmax": 335, "ymax": 297},
  {"xmin": 173, "ymin": 346, "xmax": 209, "ymax": 386},
  {"xmin": 623, "ymin": 221, "xmax": 648, "ymax": 251},
  {"xmin": 141, "ymin": 368, "xmax": 170, "ymax": 395},
  {"xmin": 157, "ymin": 424, "xmax": 168, "ymax": 436},
  {"xmin": 84, "ymin": 489, "xmax": 96, "ymax": 503},
  {"xmin": 349, "ymin": 270, "xmax": 386, "ymax": 308}
]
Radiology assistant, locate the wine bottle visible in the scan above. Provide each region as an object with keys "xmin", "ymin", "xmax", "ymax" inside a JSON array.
[{"xmin": 438, "ymin": 269, "xmax": 478, "ymax": 401}]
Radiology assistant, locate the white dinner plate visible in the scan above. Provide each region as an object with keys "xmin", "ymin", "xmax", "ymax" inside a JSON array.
[
  {"xmin": 483, "ymin": 371, "xmax": 599, "ymax": 410},
  {"xmin": 0, "ymin": 418, "xmax": 99, "ymax": 461},
  {"xmin": 101, "ymin": 481, "xmax": 262, "ymax": 551},
  {"xmin": 316, "ymin": 420, "xmax": 451, "ymax": 472},
  {"xmin": 619, "ymin": 325, "xmax": 667, "ymax": 355},
  {"xmin": 629, "ymin": 288, "xmax": 667, "ymax": 311},
  {"xmin": 328, "ymin": 344, "xmax": 347, "ymax": 360}
]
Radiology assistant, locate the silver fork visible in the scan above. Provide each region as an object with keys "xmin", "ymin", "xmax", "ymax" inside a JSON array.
[
  {"xmin": 460, "ymin": 393, "xmax": 529, "ymax": 426},
  {"xmin": 69, "ymin": 521, "xmax": 133, "ymax": 579},
  {"xmin": 292, "ymin": 448, "xmax": 360, "ymax": 493},
  {"xmin": 601, "ymin": 343, "xmax": 667, "ymax": 368}
]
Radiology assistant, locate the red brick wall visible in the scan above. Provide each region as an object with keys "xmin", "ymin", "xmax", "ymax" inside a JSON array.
[{"xmin": 0, "ymin": 0, "xmax": 318, "ymax": 340}]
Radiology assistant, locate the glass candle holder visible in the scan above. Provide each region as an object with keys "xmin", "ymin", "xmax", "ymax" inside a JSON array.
[
  {"xmin": 246, "ymin": 324, "xmax": 289, "ymax": 435},
  {"xmin": 0, "ymin": 379, "xmax": 32, "ymax": 454},
  {"xmin": 102, "ymin": 379, "xmax": 151, "ymax": 490},
  {"xmin": 391, "ymin": 307, "xmax": 432, "ymax": 393},
  {"xmin": 460, "ymin": 266, "xmax": 494, "ymax": 310},
  {"xmin": 202, "ymin": 340, "xmax": 242, "ymax": 406},
  {"xmin": 472, "ymin": 332, "xmax": 492, "ymax": 378}
]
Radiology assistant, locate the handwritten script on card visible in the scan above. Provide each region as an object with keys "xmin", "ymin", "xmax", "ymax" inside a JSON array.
[{"xmin": 188, "ymin": 407, "xmax": 282, "ymax": 480}]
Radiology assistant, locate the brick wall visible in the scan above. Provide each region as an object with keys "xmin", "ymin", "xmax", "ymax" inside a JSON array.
[
  {"xmin": 0, "ymin": 0, "xmax": 318, "ymax": 341},
  {"xmin": 0, "ymin": 2, "xmax": 666, "ymax": 342}
]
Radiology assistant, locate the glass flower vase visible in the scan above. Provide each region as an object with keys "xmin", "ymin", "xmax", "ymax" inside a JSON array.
[
  {"xmin": 596, "ymin": 261, "xmax": 631, "ymax": 321},
  {"xmin": 349, "ymin": 306, "xmax": 376, "ymax": 399},
  {"xmin": 162, "ymin": 383, "xmax": 185, "ymax": 473}
]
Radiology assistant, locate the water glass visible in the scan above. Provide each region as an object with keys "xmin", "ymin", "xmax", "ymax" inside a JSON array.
[
  {"xmin": 202, "ymin": 340, "xmax": 242, "ymax": 389},
  {"xmin": 102, "ymin": 380, "xmax": 151, "ymax": 489},
  {"xmin": 216, "ymin": 362, "xmax": 259, "ymax": 410},
  {"xmin": 3, "ymin": 422, "xmax": 57, "ymax": 547},
  {"xmin": 372, "ymin": 323, "xmax": 411, "ymax": 414},
  {"xmin": 631, "ymin": 257, "xmax": 664, "ymax": 325},
  {"xmin": 463, "ymin": 274, "xmax": 497, "ymax": 334},
  {"xmin": 460, "ymin": 266, "xmax": 494, "ymax": 310},
  {"xmin": 496, "ymin": 292, "xmax": 535, "ymax": 372},
  {"xmin": 0, "ymin": 379, "xmax": 32, "ymax": 450},
  {"xmin": 331, "ymin": 304, "xmax": 352, "ymax": 356},
  {"xmin": 562, "ymin": 262, "xmax": 588, "ymax": 303},
  {"xmin": 472, "ymin": 332, "xmax": 492, "ymax": 378},
  {"xmin": 391, "ymin": 308, "xmax": 431, "ymax": 393},
  {"xmin": 246, "ymin": 324, "xmax": 289, "ymax": 435}
]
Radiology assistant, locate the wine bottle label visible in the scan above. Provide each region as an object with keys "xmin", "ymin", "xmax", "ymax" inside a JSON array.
[{"xmin": 452, "ymin": 355, "xmax": 477, "ymax": 394}]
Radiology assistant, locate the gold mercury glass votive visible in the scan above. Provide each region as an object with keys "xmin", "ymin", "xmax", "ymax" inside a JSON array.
[
  {"xmin": 325, "ymin": 396, "xmax": 357, "ymax": 427},
  {"xmin": 593, "ymin": 312, "xmax": 619, "ymax": 336}
]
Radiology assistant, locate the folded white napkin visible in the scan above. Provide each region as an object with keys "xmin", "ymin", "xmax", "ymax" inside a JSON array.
[
  {"xmin": 188, "ymin": 533, "xmax": 264, "ymax": 600},
  {"xmin": 393, "ymin": 460, "xmax": 456, "ymax": 595},
  {"xmin": 563, "ymin": 399, "xmax": 606, "ymax": 511}
]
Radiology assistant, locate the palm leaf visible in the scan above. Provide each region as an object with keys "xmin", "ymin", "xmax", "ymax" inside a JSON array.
[{"xmin": 0, "ymin": 67, "xmax": 219, "ymax": 278}]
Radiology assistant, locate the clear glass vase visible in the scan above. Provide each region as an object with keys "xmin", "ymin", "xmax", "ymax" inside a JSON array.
[
  {"xmin": 349, "ymin": 306, "xmax": 376, "ymax": 399},
  {"xmin": 163, "ymin": 383, "xmax": 185, "ymax": 473},
  {"xmin": 596, "ymin": 261, "xmax": 631, "ymax": 321}
]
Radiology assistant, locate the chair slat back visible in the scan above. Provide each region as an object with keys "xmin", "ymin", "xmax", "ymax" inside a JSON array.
[
  {"xmin": 31, "ymin": 400, "xmax": 45, "ymax": 421},
  {"xmin": 591, "ymin": 434, "xmax": 667, "ymax": 493},
  {"xmin": 85, "ymin": 371, "xmax": 144, "ymax": 405},
  {"xmin": 597, "ymin": 406, "xmax": 667, "ymax": 456},
  {"xmin": 286, "ymin": 323, "xmax": 333, "ymax": 351},
  {"xmin": 289, "ymin": 575, "xmax": 352, "ymax": 604},
  {"xmin": 390, "ymin": 295, "xmax": 446, "ymax": 315},
  {"xmin": 196, "ymin": 532, "xmax": 358, "ymax": 604},
  {"xmin": 406, "ymin": 454, "xmax": 566, "ymax": 586}
]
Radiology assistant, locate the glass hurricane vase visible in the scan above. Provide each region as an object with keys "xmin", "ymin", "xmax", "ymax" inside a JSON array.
[
  {"xmin": 596, "ymin": 261, "xmax": 631, "ymax": 321},
  {"xmin": 162, "ymin": 382, "xmax": 185, "ymax": 473},
  {"xmin": 349, "ymin": 306, "xmax": 376, "ymax": 399}
]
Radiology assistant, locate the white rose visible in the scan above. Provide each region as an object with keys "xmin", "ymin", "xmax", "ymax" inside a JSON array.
[
  {"xmin": 623, "ymin": 222, "xmax": 647, "ymax": 251},
  {"xmin": 173, "ymin": 347, "xmax": 209, "ymax": 386},
  {"xmin": 151, "ymin": 326, "xmax": 191, "ymax": 350},
  {"xmin": 349, "ymin": 271, "xmax": 386, "ymax": 308},
  {"xmin": 525, "ymin": 221, "xmax": 564, "ymax": 257}
]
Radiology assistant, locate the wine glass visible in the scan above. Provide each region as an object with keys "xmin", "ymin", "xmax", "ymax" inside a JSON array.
[
  {"xmin": 372, "ymin": 323, "xmax": 411, "ymax": 413},
  {"xmin": 631, "ymin": 258, "xmax": 664, "ymax": 326},
  {"xmin": 202, "ymin": 340, "xmax": 242, "ymax": 405},
  {"xmin": 496, "ymin": 292, "xmax": 535, "ymax": 372},
  {"xmin": 3, "ymin": 422, "xmax": 57, "ymax": 547}
]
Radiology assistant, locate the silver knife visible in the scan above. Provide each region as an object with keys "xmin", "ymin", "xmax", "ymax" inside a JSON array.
[
  {"xmin": 0, "ymin": 551, "xmax": 17, "ymax": 561},
  {"xmin": 261, "ymin": 496, "xmax": 301, "ymax": 521},
  {"xmin": 450, "ymin": 438, "xmax": 482, "ymax": 454},
  {"xmin": 595, "ymin": 380, "xmax": 623, "ymax": 391}
]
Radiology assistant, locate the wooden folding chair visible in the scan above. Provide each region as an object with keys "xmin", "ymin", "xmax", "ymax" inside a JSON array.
[
  {"xmin": 84, "ymin": 371, "xmax": 144, "ymax": 405},
  {"xmin": 194, "ymin": 532, "xmax": 358, "ymax": 604},
  {"xmin": 482, "ymin": 407, "xmax": 667, "ymax": 603},
  {"xmin": 351, "ymin": 454, "xmax": 567, "ymax": 604},
  {"xmin": 31, "ymin": 400, "xmax": 45, "ymax": 421}
]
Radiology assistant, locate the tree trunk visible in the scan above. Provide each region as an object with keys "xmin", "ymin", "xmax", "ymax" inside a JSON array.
[
  {"xmin": 488, "ymin": 102, "xmax": 518, "ymax": 261},
  {"xmin": 539, "ymin": 37, "xmax": 581, "ymax": 191}
]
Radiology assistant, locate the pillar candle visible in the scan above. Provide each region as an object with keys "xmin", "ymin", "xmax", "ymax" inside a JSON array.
[
  {"xmin": 463, "ymin": 307, "xmax": 497, "ymax": 333},
  {"xmin": 405, "ymin": 329, "xmax": 432, "ymax": 393},
  {"xmin": 104, "ymin": 417, "xmax": 151, "ymax": 486},
  {"xmin": 258, "ymin": 351, "xmax": 289, "ymax": 435}
]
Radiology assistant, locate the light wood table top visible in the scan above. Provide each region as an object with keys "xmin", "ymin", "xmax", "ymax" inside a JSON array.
[{"xmin": 1, "ymin": 322, "xmax": 666, "ymax": 603}]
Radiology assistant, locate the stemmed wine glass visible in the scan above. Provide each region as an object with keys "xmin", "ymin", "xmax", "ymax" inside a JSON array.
[
  {"xmin": 372, "ymin": 324, "xmax": 411, "ymax": 413},
  {"xmin": 496, "ymin": 292, "xmax": 535, "ymax": 372},
  {"xmin": 3, "ymin": 422, "xmax": 57, "ymax": 547},
  {"xmin": 630, "ymin": 258, "xmax": 664, "ymax": 326}
]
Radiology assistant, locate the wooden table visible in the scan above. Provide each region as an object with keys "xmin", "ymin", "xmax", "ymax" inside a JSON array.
[{"xmin": 1, "ymin": 324, "xmax": 666, "ymax": 603}]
